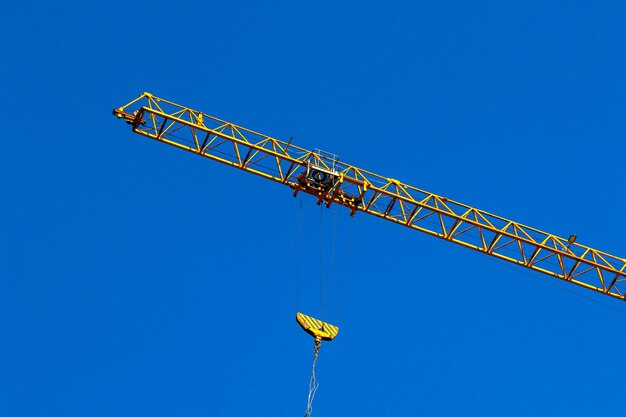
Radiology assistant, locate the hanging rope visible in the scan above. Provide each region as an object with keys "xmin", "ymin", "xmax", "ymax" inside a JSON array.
[
  {"xmin": 304, "ymin": 337, "xmax": 322, "ymax": 417},
  {"xmin": 337, "ymin": 214, "xmax": 354, "ymax": 324},
  {"xmin": 319, "ymin": 204, "xmax": 324, "ymax": 319},
  {"xmin": 326, "ymin": 208, "xmax": 338, "ymax": 320},
  {"xmin": 296, "ymin": 198, "xmax": 303, "ymax": 312}
]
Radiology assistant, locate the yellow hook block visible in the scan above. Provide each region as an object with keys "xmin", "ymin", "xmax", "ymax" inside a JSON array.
[{"xmin": 296, "ymin": 312, "xmax": 339, "ymax": 341}]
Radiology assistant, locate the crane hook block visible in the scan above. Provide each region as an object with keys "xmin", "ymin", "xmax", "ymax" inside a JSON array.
[{"xmin": 296, "ymin": 312, "xmax": 339, "ymax": 341}]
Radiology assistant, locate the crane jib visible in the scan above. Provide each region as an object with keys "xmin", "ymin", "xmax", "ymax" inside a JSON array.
[{"xmin": 113, "ymin": 92, "xmax": 626, "ymax": 301}]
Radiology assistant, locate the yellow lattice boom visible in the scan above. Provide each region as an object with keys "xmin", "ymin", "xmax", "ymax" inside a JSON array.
[{"xmin": 113, "ymin": 92, "xmax": 626, "ymax": 301}]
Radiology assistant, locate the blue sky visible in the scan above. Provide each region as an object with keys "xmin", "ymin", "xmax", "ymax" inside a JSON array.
[{"xmin": 2, "ymin": 1, "xmax": 626, "ymax": 416}]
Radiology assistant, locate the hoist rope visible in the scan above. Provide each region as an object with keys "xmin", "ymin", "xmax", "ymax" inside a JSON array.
[
  {"xmin": 337, "ymin": 215, "xmax": 354, "ymax": 324},
  {"xmin": 296, "ymin": 198, "xmax": 303, "ymax": 312},
  {"xmin": 304, "ymin": 337, "xmax": 322, "ymax": 417},
  {"xmin": 319, "ymin": 204, "xmax": 324, "ymax": 319},
  {"xmin": 326, "ymin": 208, "xmax": 338, "ymax": 320}
]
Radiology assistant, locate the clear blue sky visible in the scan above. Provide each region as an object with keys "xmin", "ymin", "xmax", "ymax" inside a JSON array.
[{"xmin": 2, "ymin": 1, "xmax": 626, "ymax": 416}]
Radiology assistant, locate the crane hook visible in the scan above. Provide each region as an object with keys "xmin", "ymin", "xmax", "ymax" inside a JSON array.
[{"xmin": 297, "ymin": 312, "xmax": 339, "ymax": 417}]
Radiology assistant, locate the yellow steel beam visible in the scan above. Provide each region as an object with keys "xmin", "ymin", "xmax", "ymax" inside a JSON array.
[{"xmin": 113, "ymin": 92, "xmax": 626, "ymax": 301}]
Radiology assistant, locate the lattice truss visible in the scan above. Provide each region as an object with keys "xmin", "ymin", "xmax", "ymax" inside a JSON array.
[{"xmin": 114, "ymin": 92, "xmax": 626, "ymax": 300}]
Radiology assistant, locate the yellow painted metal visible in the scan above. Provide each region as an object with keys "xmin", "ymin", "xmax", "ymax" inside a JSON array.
[
  {"xmin": 113, "ymin": 92, "xmax": 626, "ymax": 301},
  {"xmin": 296, "ymin": 312, "xmax": 339, "ymax": 341}
]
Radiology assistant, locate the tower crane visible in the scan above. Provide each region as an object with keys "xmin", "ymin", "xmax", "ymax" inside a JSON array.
[
  {"xmin": 114, "ymin": 92, "xmax": 625, "ymax": 416},
  {"xmin": 113, "ymin": 92, "xmax": 626, "ymax": 302}
]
